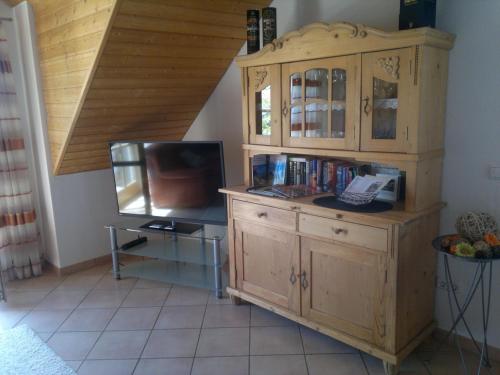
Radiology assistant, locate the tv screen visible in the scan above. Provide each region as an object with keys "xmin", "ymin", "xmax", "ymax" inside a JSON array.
[{"xmin": 109, "ymin": 141, "xmax": 227, "ymax": 225}]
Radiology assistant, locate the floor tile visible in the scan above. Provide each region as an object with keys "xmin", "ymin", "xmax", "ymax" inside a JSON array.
[
  {"xmin": 306, "ymin": 354, "xmax": 368, "ymax": 375},
  {"xmin": 155, "ymin": 305, "xmax": 205, "ymax": 329},
  {"xmin": 18, "ymin": 309, "xmax": 72, "ymax": 332},
  {"xmin": 134, "ymin": 358, "xmax": 193, "ymax": 375},
  {"xmin": 363, "ymin": 353, "xmax": 430, "ymax": 375},
  {"xmin": 250, "ymin": 326, "xmax": 303, "ymax": 355},
  {"xmin": 0, "ymin": 290, "xmax": 48, "ymax": 310},
  {"xmin": 55, "ymin": 273, "xmax": 103, "ymax": 291},
  {"xmin": 203, "ymin": 305, "xmax": 250, "ymax": 328},
  {"xmin": 208, "ymin": 294, "xmax": 232, "ymax": 305},
  {"xmin": 122, "ymin": 288, "xmax": 169, "ymax": 307},
  {"xmin": 422, "ymin": 351, "xmax": 499, "ymax": 375},
  {"xmin": 250, "ymin": 355, "xmax": 308, "ymax": 375},
  {"xmin": 196, "ymin": 327, "xmax": 249, "ymax": 357},
  {"xmin": 35, "ymin": 289, "xmax": 88, "ymax": 310},
  {"xmin": 142, "ymin": 329, "xmax": 199, "ymax": 358},
  {"xmin": 88, "ymin": 330, "xmax": 150, "ymax": 359},
  {"xmin": 36, "ymin": 332, "xmax": 53, "ymax": 342},
  {"xmin": 79, "ymin": 289, "xmax": 130, "ymax": 309},
  {"xmin": 6, "ymin": 273, "xmax": 63, "ymax": 292},
  {"xmin": 134, "ymin": 279, "xmax": 171, "ymax": 289},
  {"xmin": 164, "ymin": 286, "xmax": 209, "ymax": 306},
  {"xmin": 59, "ymin": 308, "xmax": 116, "ymax": 332},
  {"xmin": 94, "ymin": 274, "xmax": 138, "ymax": 290},
  {"xmin": 250, "ymin": 305, "xmax": 296, "ymax": 327},
  {"xmin": 47, "ymin": 331, "xmax": 100, "ymax": 360},
  {"xmin": 65, "ymin": 360, "xmax": 82, "ymax": 371},
  {"xmin": 192, "ymin": 356, "xmax": 249, "ymax": 375},
  {"xmin": 300, "ymin": 327, "xmax": 357, "ymax": 354},
  {"xmin": 0, "ymin": 309, "xmax": 29, "ymax": 330},
  {"xmin": 78, "ymin": 359, "xmax": 137, "ymax": 375},
  {"xmin": 106, "ymin": 307, "xmax": 160, "ymax": 331}
]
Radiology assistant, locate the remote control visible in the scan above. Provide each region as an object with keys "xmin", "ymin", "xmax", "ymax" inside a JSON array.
[{"xmin": 121, "ymin": 236, "xmax": 147, "ymax": 250}]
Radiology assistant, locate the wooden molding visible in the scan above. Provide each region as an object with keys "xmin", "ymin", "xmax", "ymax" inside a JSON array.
[{"xmin": 236, "ymin": 21, "xmax": 455, "ymax": 67}]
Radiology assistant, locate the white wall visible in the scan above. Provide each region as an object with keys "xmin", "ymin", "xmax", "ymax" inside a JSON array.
[
  {"xmin": 435, "ymin": 0, "xmax": 500, "ymax": 347},
  {"xmin": 186, "ymin": 0, "xmax": 500, "ymax": 348}
]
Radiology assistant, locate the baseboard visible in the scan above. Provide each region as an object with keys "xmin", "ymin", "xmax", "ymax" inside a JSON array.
[
  {"xmin": 44, "ymin": 254, "xmax": 112, "ymax": 276},
  {"xmin": 433, "ymin": 328, "xmax": 500, "ymax": 362}
]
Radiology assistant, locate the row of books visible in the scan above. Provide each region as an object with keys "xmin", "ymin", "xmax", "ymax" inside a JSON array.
[{"xmin": 286, "ymin": 157, "xmax": 367, "ymax": 194}]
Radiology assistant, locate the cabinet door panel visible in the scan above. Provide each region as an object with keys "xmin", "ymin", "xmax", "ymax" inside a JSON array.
[
  {"xmin": 234, "ymin": 220, "xmax": 300, "ymax": 313},
  {"xmin": 248, "ymin": 65, "xmax": 281, "ymax": 146},
  {"xmin": 282, "ymin": 55, "xmax": 360, "ymax": 150},
  {"xmin": 301, "ymin": 237, "xmax": 387, "ymax": 347},
  {"xmin": 360, "ymin": 48, "xmax": 412, "ymax": 152}
]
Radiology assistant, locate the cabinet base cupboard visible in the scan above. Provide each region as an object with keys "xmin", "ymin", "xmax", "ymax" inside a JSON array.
[
  {"xmin": 222, "ymin": 22, "xmax": 454, "ymax": 375},
  {"xmin": 222, "ymin": 188, "xmax": 440, "ymax": 374}
]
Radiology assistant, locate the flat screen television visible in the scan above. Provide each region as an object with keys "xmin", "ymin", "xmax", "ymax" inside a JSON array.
[{"xmin": 109, "ymin": 141, "xmax": 227, "ymax": 226}]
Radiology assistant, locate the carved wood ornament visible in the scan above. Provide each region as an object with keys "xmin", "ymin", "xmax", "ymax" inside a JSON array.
[
  {"xmin": 377, "ymin": 56, "xmax": 400, "ymax": 80},
  {"xmin": 254, "ymin": 70, "xmax": 268, "ymax": 90}
]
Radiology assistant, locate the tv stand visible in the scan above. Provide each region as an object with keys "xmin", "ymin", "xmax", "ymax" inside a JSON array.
[
  {"xmin": 106, "ymin": 219, "xmax": 227, "ymax": 298},
  {"xmin": 140, "ymin": 219, "xmax": 203, "ymax": 234}
]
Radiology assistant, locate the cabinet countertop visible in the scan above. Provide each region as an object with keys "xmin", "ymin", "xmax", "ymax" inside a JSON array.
[{"xmin": 220, "ymin": 185, "xmax": 444, "ymax": 226}]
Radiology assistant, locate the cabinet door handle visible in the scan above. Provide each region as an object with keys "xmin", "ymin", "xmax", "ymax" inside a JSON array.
[
  {"xmin": 282, "ymin": 100, "xmax": 289, "ymax": 117},
  {"xmin": 362, "ymin": 96, "xmax": 371, "ymax": 115},
  {"xmin": 257, "ymin": 212, "xmax": 267, "ymax": 218},
  {"xmin": 332, "ymin": 227, "xmax": 347, "ymax": 235},
  {"xmin": 289, "ymin": 267, "xmax": 297, "ymax": 285},
  {"xmin": 300, "ymin": 271, "xmax": 309, "ymax": 290}
]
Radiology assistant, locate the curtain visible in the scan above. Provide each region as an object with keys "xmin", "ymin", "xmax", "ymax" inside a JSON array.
[{"xmin": 0, "ymin": 22, "xmax": 42, "ymax": 281}]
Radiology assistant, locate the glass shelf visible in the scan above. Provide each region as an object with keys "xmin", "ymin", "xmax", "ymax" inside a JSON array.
[
  {"xmin": 120, "ymin": 260, "xmax": 228, "ymax": 291},
  {"xmin": 117, "ymin": 237, "xmax": 227, "ymax": 267},
  {"xmin": 106, "ymin": 217, "xmax": 226, "ymax": 240},
  {"xmin": 106, "ymin": 218, "xmax": 227, "ymax": 297}
]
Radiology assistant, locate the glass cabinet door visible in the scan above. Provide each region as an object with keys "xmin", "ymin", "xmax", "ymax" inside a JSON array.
[
  {"xmin": 282, "ymin": 56, "xmax": 359, "ymax": 150},
  {"xmin": 248, "ymin": 65, "xmax": 281, "ymax": 146},
  {"xmin": 360, "ymin": 48, "xmax": 411, "ymax": 152}
]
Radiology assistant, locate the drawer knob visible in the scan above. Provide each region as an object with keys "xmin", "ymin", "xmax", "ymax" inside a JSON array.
[
  {"xmin": 290, "ymin": 206, "xmax": 300, "ymax": 210},
  {"xmin": 336, "ymin": 213, "xmax": 343, "ymax": 219},
  {"xmin": 257, "ymin": 212, "xmax": 267, "ymax": 218},
  {"xmin": 333, "ymin": 227, "xmax": 347, "ymax": 235}
]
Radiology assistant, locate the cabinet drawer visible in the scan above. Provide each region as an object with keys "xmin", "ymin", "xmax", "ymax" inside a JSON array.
[
  {"xmin": 232, "ymin": 200, "xmax": 296, "ymax": 231},
  {"xmin": 298, "ymin": 214, "xmax": 388, "ymax": 252}
]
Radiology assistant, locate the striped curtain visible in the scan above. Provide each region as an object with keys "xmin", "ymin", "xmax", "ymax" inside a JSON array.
[{"xmin": 0, "ymin": 22, "xmax": 42, "ymax": 280}]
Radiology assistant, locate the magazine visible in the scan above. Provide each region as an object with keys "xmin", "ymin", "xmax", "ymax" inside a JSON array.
[{"xmin": 338, "ymin": 175, "xmax": 392, "ymax": 206}]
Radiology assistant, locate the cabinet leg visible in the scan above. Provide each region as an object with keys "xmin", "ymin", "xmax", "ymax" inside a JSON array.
[
  {"xmin": 230, "ymin": 295, "xmax": 241, "ymax": 305},
  {"xmin": 383, "ymin": 361, "xmax": 399, "ymax": 375}
]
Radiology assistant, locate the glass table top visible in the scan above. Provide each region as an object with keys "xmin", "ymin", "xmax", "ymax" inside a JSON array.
[{"xmin": 105, "ymin": 217, "xmax": 227, "ymax": 240}]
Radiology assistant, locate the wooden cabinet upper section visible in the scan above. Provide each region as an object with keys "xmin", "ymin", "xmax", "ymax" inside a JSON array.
[{"xmin": 237, "ymin": 22, "xmax": 454, "ymax": 155}]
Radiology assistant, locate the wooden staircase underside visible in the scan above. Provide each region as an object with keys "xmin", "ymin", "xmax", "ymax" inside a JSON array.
[{"xmin": 16, "ymin": 0, "xmax": 270, "ymax": 174}]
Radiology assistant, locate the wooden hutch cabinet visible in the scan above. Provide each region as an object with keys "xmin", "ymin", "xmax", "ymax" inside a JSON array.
[{"xmin": 221, "ymin": 22, "xmax": 454, "ymax": 375}]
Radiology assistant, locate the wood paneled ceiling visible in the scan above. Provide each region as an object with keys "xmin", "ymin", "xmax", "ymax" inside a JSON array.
[{"xmin": 14, "ymin": 0, "xmax": 271, "ymax": 174}]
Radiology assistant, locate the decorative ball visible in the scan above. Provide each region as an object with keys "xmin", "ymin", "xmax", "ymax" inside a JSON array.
[{"xmin": 455, "ymin": 212, "xmax": 498, "ymax": 242}]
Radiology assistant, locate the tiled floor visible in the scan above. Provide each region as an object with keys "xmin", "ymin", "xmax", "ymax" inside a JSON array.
[{"xmin": 1, "ymin": 263, "xmax": 498, "ymax": 375}]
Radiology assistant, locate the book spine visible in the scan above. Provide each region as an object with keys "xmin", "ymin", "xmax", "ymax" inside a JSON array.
[
  {"xmin": 311, "ymin": 160, "xmax": 317, "ymax": 190},
  {"xmin": 336, "ymin": 166, "xmax": 343, "ymax": 195},
  {"xmin": 305, "ymin": 161, "xmax": 311, "ymax": 186},
  {"xmin": 328, "ymin": 162, "xmax": 335, "ymax": 192},
  {"xmin": 322, "ymin": 161, "xmax": 329, "ymax": 192}
]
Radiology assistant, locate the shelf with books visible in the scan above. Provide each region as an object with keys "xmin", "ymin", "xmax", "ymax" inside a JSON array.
[
  {"xmin": 250, "ymin": 152, "xmax": 405, "ymax": 204},
  {"xmin": 243, "ymin": 144, "xmax": 443, "ymax": 212}
]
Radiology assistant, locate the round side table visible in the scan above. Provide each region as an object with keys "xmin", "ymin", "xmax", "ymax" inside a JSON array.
[{"xmin": 432, "ymin": 235, "xmax": 498, "ymax": 375}]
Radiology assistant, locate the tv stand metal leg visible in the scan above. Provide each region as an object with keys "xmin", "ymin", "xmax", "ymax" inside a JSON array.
[
  {"xmin": 109, "ymin": 226, "xmax": 120, "ymax": 280},
  {"xmin": 213, "ymin": 236, "xmax": 222, "ymax": 298}
]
